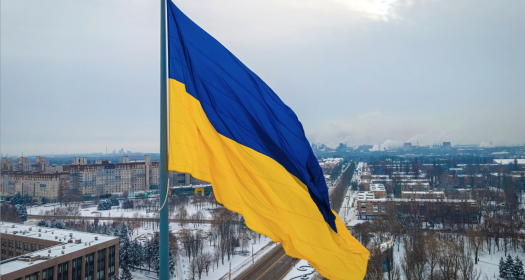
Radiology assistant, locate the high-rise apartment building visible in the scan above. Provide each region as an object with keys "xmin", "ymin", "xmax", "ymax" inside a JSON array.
[
  {"xmin": 0, "ymin": 155, "xmax": 206, "ymax": 199},
  {"xmin": 1, "ymin": 172, "xmax": 69, "ymax": 199},
  {"xmin": 64, "ymin": 155, "xmax": 159, "ymax": 196}
]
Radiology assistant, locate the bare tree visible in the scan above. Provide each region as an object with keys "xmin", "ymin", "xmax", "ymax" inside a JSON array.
[
  {"xmin": 176, "ymin": 205, "xmax": 188, "ymax": 227},
  {"xmin": 458, "ymin": 239, "xmax": 481, "ymax": 280},
  {"xmin": 425, "ymin": 233, "xmax": 440, "ymax": 280},
  {"xmin": 402, "ymin": 233, "xmax": 427, "ymax": 280},
  {"xmin": 200, "ymin": 252, "xmax": 212, "ymax": 276},
  {"xmin": 467, "ymin": 228, "xmax": 484, "ymax": 264},
  {"xmin": 189, "ymin": 257, "xmax": 198, "ymax": 280},
  {"xmin": 213, "ymin": 247, "xmax": 221, "ymax": 269},
  {"xmin": 364, "ymin": 246, "xmax": 384, "ymax": 280}
]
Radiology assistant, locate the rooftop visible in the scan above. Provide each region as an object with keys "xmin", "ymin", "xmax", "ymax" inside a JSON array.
[
  {"xmin": 370, "ymin": 184, "xmax": 386, "ymax": 192},
  {"xmin": 494, "ymin": 159, "xmax": 525, "ymax": 164},
  {"xmin": 401, "ymin": 191, "xmax": 444, "ymax": 194},
  {"xmin": 0, "ymin": 222, "xmax": 118, "ymax": 276},
  {"xmin": 171, "ymin": 184, "xmax": 212, "ymax": 189}
]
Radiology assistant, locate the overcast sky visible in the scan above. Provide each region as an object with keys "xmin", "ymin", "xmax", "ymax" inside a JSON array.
[{"xmin": 1, "ymin": 0, "xmax": 524, "ymax": 156}]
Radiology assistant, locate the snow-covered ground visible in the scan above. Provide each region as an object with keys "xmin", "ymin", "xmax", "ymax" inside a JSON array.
[
  {"xmin": 283, "ymin": 260, "xmax": 316, "ymax": 280},
  {"xmin": 28, "ymin": 200, "xmax": 280, "ymax": 280},
  {"xmin": 195, "ymin": 238, "xmax": 274, "ymax": 280},
  {"xmin": 340, "ymin": 163, "xmax": 365, "ymax": 227},
  {"xmin": 339, "ymin": 189, "xmax": 365, "ymax": 227},
  {"xmin": 388, "ymin": 240, "xmax": 513, "ymax": 279},
  {"xmin": 27, "ymin": 200, "xmax": 215, "ymax": 220},
  {"xmin": 126, "ymin": 233, "xmax": 274, "ymax": 280}
]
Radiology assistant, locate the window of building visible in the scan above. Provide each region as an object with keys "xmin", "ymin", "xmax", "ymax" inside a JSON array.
[
  {"xmin": 9, "ymin": 242, "xmax": 13, "ymax": 248},
  {"xmin": 25, "ymin": 272, "xmax": 39, "ymax": 280},
  {"xmin": 42, "ymin": 266, "xmax": 54, "ymax": 280},
  {"xmin": 16, "ymin": 242, "xmax": 21, "ymax": 249},
  {"xmin": 85, "ymin": 253, "xmax": 94, "ymax": 280},
  {"xmin": 72, "ymin": 257, "xmax": 82, "ymax": 280},
  {"xmin": 32, "ymin": 245, "xmax": 37, "ymax": 251},
  {"xmin": 24, "ymin": 244, "xmax": 29, "ymax": 251},
  {"xmin": 97, "ymin": 249, "xmax": 106, "ymax": 280},
  {"xmin": 58, "ymin": 261, "xmax": 69, "ymax": 280},
  {"xmin": 108, "ymin": 245, "xmax": 115, "ymax": 278}
]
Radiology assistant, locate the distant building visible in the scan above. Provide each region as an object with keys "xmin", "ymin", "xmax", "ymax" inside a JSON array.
[
  {"xmin": 401, "ymin": 191, "xmax": 444, "ymax": 199},
  {"xmin": 64, "ymin": 155, "xmax": 159, "ymax": 197},
  {"xmin": 318, "ymin": 158, "xmax": 343, "ymax": 177},
  {"xmin": 357, "ymin": 196, "xmax": 477, "ymax": 222},
  {"xmin": 360, "ymin": 171, "xmax": 372, "ymax": 180},
  {"xmin": 356, "ymin": 191, "xmax": 387, "ymax": 218},
  {"xmin": 357, "ymin": 145, "xmax": 374, "ymax": 152},
  {"xmin": 442, "ymin": 142, "xmax": 452, "ymax": 150},
  {"xmin": 0, "ymin": 155, "xmax": 212, "ymax": 200},
  {"xmin": 358, "ymin": 179, "xmax": 371, "ymax": 191},
  {"xmin": 45, "ymin": 164, "xmax": 63, "ymax": 173},
  {"xmin": 370, "ymin": 184, "xmax": 386, "ymax": 198},
  {"xmin": 2, "ymin": 158, "xmax": 13, "ymax": 171},
  {"xmin": 402, "ymin": 143, "xmax": 413, "ymax": 152},
  {"xmin": 399, "ymin": 182, "xmax": 430, "ymax": 192},
  {"xmin": 168, "ymin": 171, "xmax": 208, "ymax": 186},
  {"xmin": 1, "ymin": 172, "xmax": 69, "ymax": 199},
  {"xmin": 449, "ymin": 168, "xmax": 463, "ymax": 175},
  {"xmin": 494, "ymin": 159, "xmax": 525, "ymax": 165},
  {"xmin": 0, "ymin": 222, "xmax": 119, "ymax": 280},
  {"xmin": 73, "ymin": 157, "xmax": 87, "ymax": 165},
  {"xmin": 171, "ymin": 184, "xmax": 213, "ymax": 196}
]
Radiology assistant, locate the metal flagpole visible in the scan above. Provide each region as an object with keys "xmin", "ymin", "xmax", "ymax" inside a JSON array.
[{"xmin": 159, "ymin": 0, "xmax": 170, "ymax": 279}]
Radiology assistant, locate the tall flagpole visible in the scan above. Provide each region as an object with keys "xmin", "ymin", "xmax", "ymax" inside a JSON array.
[{"xmin": 159, "ymin": 0, "xmax": 170, "ymax": 279}]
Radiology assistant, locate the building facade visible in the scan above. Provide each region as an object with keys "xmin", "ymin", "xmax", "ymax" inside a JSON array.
[
  {"xmin": 0, "ymin": 222, "xmax": 119, "ymax": 280},
  {"xmin": 401, "ymin": 191, "xmax": 445, "ymax": 199},
  {"xmin": 64, "ymin": 156, "xmax": 160, "ymax": 197},
  {"xmin": 1, "ymin": 172, "xmax": 69, "ymax": 199}
]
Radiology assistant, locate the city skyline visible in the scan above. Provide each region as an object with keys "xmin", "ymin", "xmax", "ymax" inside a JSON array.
[{"xmin": 2, "ymin": 0, "xmax": 524, "ymax": 155}]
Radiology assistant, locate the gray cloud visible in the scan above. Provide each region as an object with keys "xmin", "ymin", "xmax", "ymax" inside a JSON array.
[{"xmin": 1, "ymin": 0, "xmax": 524, "ymax": 155}]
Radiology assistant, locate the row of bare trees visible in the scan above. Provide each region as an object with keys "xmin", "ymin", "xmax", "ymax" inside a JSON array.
[
  {"xmin": 351, "ymin": 211, "xmax": 525, "ymax": 280},
  {"xmin": 362, "ymin": 230, "xmax": 483, "ymax": 280},
  {"xmin": 180, "ymin": 207, "xmax": 262, "ymax": 280},
  {"xmin": 330, "ymin": 161, "xmax": 355, "ymax": 212}
]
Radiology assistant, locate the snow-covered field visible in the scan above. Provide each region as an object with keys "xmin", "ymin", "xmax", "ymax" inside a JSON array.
[
  {"xmin": 388, "ymin": 239, "xmax": 517, "ymax": 279},
  {"xmin": 28, "ymin": 199, "xmax": 280, "ymax": 280},
  {"xmin": 27, "ymin": 200, "xmax": 214, "ymax": 220},
  {"xmin": 126, "ymin": 231, "xmax": 274, "ymax": 280}
]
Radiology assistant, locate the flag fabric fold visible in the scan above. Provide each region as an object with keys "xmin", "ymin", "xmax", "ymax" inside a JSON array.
[{"xmin": 167, "ymin": 1, "xmax": 369, "ymax": 279}]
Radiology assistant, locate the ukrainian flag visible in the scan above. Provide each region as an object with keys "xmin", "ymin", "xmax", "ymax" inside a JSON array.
[{"xmin": 166, "ymin": 2, "xmax": 369, "ymax": 279}]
